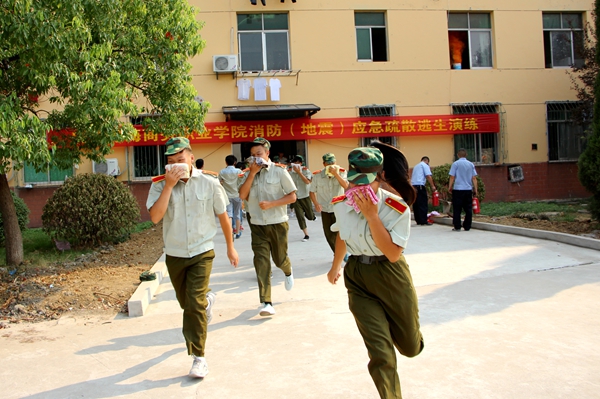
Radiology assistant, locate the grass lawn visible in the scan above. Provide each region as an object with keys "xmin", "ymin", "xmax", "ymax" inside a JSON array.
[{"xmin": 0, "ymin": 221, "xmax": 154, "ymax": 268}]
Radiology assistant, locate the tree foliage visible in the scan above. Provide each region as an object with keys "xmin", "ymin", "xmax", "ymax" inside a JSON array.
[
  {"xmin": 0, "ymin": 0, "xmax": 207, "ymax": 264},
  {"xmin": 568, "ymin": 11, "xmax": 598, "ymax": 128},
  {"xmin": 578, "ymin": 0, "xmax": 600, "ymax": 220},
  {"xmin": 1, "ymin": 0, "xmax": 207, "ymax": 170},
  {"xmin": 42, "ymin": 173, "xmax": 140, "ymax": 248}
]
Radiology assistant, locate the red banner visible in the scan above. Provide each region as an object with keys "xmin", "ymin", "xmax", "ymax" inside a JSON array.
[{"xmin": 114, "ymin": 113, "xmax": 500, "ymax": 147}]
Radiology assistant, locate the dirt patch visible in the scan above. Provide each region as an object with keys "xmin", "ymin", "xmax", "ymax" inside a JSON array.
[
  {"xmin": 0, "ymin": 223, "xmax": 164, "ymax": 326},
  {"xmin": 473, "ymin": 214, "xmax": 600, "ymax": 239}
]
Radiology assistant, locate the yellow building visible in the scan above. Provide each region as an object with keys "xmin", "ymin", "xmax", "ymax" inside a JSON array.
[{"xmin": 15, "ymin": 0, "xmax": 593, "ymax": 226}]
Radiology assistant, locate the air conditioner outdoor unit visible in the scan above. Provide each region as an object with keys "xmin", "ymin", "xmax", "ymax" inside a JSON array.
[
  {"xmin": 212, "ymin": 55, "xmax": 238, "ymax": 72},
  {"xmin": 508, "ymin": 165, "xmax": 524, "ymax": 183},
  {"xmin": 93, "ymin": 158, "xmax": 120, "ymax": 176}
]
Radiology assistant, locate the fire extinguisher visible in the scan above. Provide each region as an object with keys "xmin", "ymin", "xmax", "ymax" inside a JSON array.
[
  {"xmin": 472, "ymin": 197, "xmax": 481, "ymax": 214},
  {"xmin": 432, "ymin": 190, "xmax": 440, "ymax": 207}
]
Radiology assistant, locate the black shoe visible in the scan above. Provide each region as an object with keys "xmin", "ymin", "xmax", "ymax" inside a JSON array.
[
  {"xmin": 302, "ymin": 235, "xmax": 309, "ymax": 242},
  {"xmin": 452, "ymin": 228, "xmax": 461, "ymax": 231}
]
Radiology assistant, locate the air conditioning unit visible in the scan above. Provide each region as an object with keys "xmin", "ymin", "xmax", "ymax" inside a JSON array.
[
  {"xmin": 212, "ymin": 55, "xmax": 238, "ymax": 72},
  {"xmin": 508, "ymin": 165, "xmax": 524, "ymax": 183},
  {"xmin": 93, "ymin": 158, "xmax": 120, "ymax": 176}
]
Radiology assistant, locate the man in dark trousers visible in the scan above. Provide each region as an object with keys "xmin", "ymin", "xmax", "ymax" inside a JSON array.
[
  {"xmin": 147, "ymin": 137, "xmax": 239, "ymax": 378},
  {"xmin": 448, "ymin": 148, "xmax": 478, "ymax": 231},
  {"xmin": 411, "ymin": 156, "xmax": 437, "ymax": 226},
  {"xmin": 238, "ymin": 137, "xmax": 297, "ymax": 317}
]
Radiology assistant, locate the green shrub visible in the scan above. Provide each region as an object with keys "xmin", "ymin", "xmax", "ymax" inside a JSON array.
[
  {"xmin": 0, "ymin": 191, "xmax": 30, "ymax": 245},
  {"xmin": 42, "ymin": 173, "xmax": 141, "ymax": 248},
  {"xmin": 429, "ymin": 163, "xmax": 486, "ymax": 203}
]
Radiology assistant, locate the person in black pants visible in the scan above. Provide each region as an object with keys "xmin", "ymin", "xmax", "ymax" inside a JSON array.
[
  {"xmin": 448, "ymin": 149, "xmax": 478, "ymax": 231},
  {"xmin": 410, "ymin": 156, "xmax": 437, "ymax": 225}
]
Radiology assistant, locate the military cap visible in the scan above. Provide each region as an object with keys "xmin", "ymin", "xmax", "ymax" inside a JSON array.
[
  {"xmin": 292, "ymin": 155, "xmax": 304, "ymax": 163},
  {"xmin": 165, "ymin": 137, "xmax": 191, "ymax": 156},
  {"xmin": 251, "ymin": 137, "xmax": 271, "ymax": 150},
  {"xmin": 347, "ymin": 147, "xmax": 383, "ymax": 185},
  {"xmin": 322, "ymin": 153, "xmax": 336, "ymax": 164}
]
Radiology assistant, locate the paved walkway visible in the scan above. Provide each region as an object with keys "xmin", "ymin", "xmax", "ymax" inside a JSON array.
[{"xmin": 1, "ymin": 216, "xmax": 599, "ymax": 398}]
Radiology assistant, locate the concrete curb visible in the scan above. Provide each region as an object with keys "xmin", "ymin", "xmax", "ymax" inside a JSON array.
[
  {"xmin": 127, "ymin": 254, "xmax": 168, "ymax": 317},
  {"xmin": 433, "ymin": 216, "xmax": 600, "ymax": 251}
]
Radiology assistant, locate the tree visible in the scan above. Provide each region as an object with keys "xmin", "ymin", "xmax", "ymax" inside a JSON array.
[
  {"xmin": 569, "ymin": 11, "xmax": 598, "ymax": 127},
  {"xmin": 1, "ymin": 0, "xmax": 208, "ymax": 265},
  {"xmin": 579, "ymin": 0, "xmax": 600, "ymax": 219}
]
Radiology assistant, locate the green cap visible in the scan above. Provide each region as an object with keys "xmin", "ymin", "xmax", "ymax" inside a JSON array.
[
  {"xmin": 165, "ymin": 137, "xmax": 191, "ymax": 156},
  {"xmin": 347, "ymin": 147, "xmax": 383, "ymax": 185},
  {"xmin": 322, "ymin": 153, "xmax": 336, "ymax": 164},
  {"xmin": 251, "ymin": 137, "xmax": 271, "ymax": 150},
  {"xmin": 292, "ymin": 155, "xmax": 304, "ymax": 163}
]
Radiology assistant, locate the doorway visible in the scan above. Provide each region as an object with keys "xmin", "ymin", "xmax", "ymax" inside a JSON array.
[{"xmin": 232, "ymin": 140, "xmax": 307, "ymax": 167}]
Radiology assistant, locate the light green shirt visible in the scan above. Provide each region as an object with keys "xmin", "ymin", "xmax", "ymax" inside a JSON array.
[
  {"xmin": 219, "ymin": 165, "xmax": 242, "ymax": 198},
  {"xmin": 331, "ymin": 188, "xmax": 411, "ymax": 255},
  {"xmin": 289, "ymin": 165, "xmax": 312, "ymax": 199},
  {"xmin": 310, "ymin": 168, "xmax": 347, "ymax": 213},
  {"xmin": 239, "ymin": 162, "xmax": 297, "ymax": 225},
  {"xmin": 146, "ymin": 168, "xmax": 228, "ymax": 258}
]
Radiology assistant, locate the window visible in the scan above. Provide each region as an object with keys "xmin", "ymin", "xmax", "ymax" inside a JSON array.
[
  {"xmin": 130, "ymin": 114, "xmax": 168, "ymax": 179},
  {"xmin": 546, "ymin": 102, "xmax": 587, "ymax": 161},
  {"xmin": 133, "ymin": 145, "xmax": 167, "ymax": 179},
  {"xmin": 237, "ymin": 13, "xmax": 290, "ymax": 71},
  {"xmin": 355, "ymin": 12, "xmax": 387, "ymax": 62},
  {"xmin": 543, "ymin": 13, "xmax": 584, "ymax": 68},
  {"xmin": 452, "ymin": 104, "xmax": 499, "ymax": 164},
  {"xmin": 448, "ymin": 13, "xmax": 493, "ymax": 69},
  {"xmin": 359, "ymin": 105, "xmax": 396, "ymax": 147},
  {"xmin": 24, "ymin": 159, "xmax": 73, "ymax": 184}
]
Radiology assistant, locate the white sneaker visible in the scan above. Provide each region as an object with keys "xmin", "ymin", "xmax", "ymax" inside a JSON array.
[
  {"xmin": 206, "ymin": 291, "xmax": 216, "ymax": 325},
  {"xmin": 259, "ymin": 303, "xmax": 276, "ymax": 316},
  {"xmin": 285, "ymin": 273, "xmax": 294, "ymax": 291},
  {"xmin": 189, "ymin": 356, "xmax": 209, "ymax": 378}
]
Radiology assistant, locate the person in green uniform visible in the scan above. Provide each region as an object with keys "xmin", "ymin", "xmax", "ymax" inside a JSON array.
[
  {"xmin": 289, "ymin": 155, "xmax": 316, "ymax": 241},
  {"xmin": 238, "ymin": 137, "xmax": 297, "ymax": 317},
  {"xmin": 147, "ymin": 137, "xmax": 239, "ymax": 379},
  {"xmin": 327, "ymin": 142, "xmax": 423, "ymax": 399},
  {"xmin": 309, "ymin": 153, "xmax": 348, "ymax": 253}
]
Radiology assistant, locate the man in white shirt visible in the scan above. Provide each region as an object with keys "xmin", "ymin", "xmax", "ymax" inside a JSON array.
[{"xmin": 410, "ymin": 156, "xmax": 437, "ymax": 226}]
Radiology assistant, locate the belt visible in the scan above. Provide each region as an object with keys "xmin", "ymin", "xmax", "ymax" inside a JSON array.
[{"xmin": 350, "ymin": 254, "xmax": 388, "ymax": 264}]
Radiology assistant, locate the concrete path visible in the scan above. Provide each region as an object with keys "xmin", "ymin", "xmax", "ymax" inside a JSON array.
[{"xmin": 1, "ymin": 216, "xmax": 599, "ymax": 398}]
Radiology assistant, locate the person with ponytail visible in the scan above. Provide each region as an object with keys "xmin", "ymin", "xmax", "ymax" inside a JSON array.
[{"xmin": 327, "ymin": 142, "xmax": 423, "ymax": 399}]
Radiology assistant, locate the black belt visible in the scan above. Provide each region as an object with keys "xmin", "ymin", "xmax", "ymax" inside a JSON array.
[{"xmin": 349, "ymin": 254, "xmax": 388, "ymax": 264}]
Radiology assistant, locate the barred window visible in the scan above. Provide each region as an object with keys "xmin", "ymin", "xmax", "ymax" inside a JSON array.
[
  {"xmin": 359, "ymin": 105, "xmax": 397, "ymax": 147},
  {"xmin": 546, "ymin": 102, "xmax": 586, "ymax": 161},
  {"xmin": 133, "ymin": 145, "xmax": 167, "ymax": 179},
  {"xmin": 130, "ymin": 115, "xmax": 167, "ymax": 179},
  {"xmin": 452, "ymin": 103, "xmax": 499, "ymax": 164}
]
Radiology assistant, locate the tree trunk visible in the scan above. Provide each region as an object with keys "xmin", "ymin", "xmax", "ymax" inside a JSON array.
[{"xmin": 0, "ymin": 174, "xmax": 24, "ymax": 265}]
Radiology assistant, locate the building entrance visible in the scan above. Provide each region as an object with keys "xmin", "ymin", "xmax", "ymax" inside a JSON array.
[{"xmin": 232, "ymin": 140, "xmax": 307, "ymax": 167}]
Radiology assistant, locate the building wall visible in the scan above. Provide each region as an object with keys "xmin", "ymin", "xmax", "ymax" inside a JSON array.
[{"xmin": 13, "ymin": 0, "xmax": 594, "ymax": 227}]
